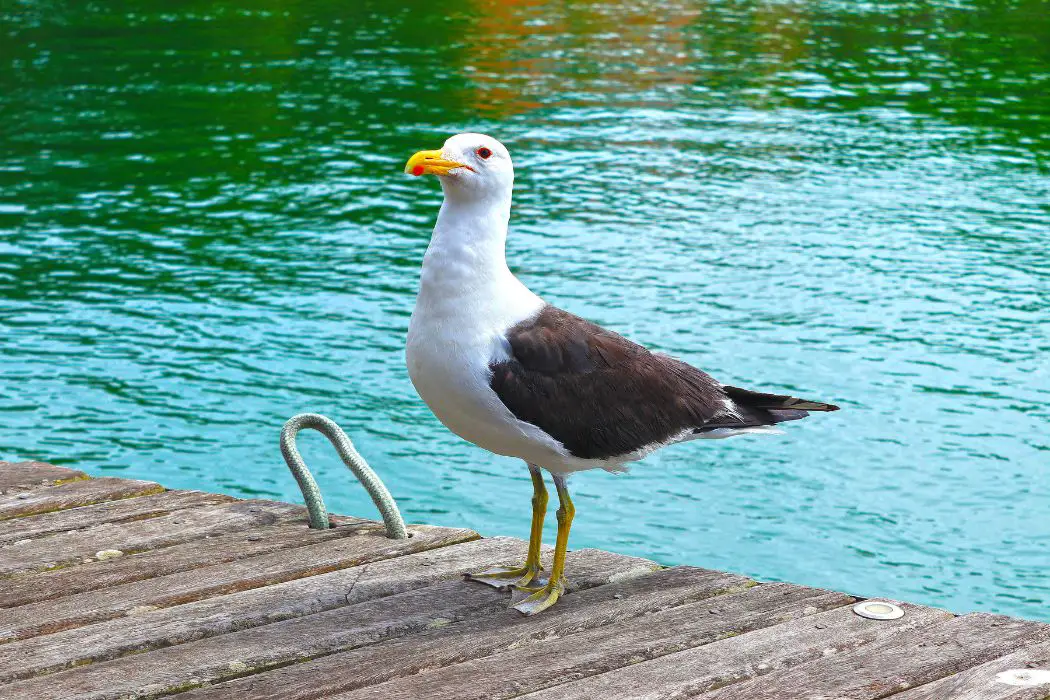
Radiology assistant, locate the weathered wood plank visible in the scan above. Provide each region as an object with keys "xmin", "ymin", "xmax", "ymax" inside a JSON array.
[
  {"xmin": 0, "ymin": 523, "xmax": 477, "ymax": 646},
  {"xmin": 517, "ymin": 600, "xmax": 954, "ymax": 700},
  {"xmin": 0, "ymin": 489, "xmax": 234, "ymax": 544},
  {"xmin": 0, "ymin": 547, "xmax": 657, "ymax": 699},
  {"xmin": 0, "ymin": 516, "xmax": 366, "ymax": 609},
  {"xmin": 0, "ymin": 477, "xmax": 165, "ymax": 521},
  {"xmin": 694, "ymin": 613, "xmax": 1050, "ymax": 700},
  {"xmin": 3, "ymin": 468, "xmax": 1045, "ymax": 700},
  {"xmin": 890, "ymin": 639, "xmax": 1050, "ymax": 700},
  {"xmin": 326, "ymin": 583, "xmax": 854, "ymax": 700},
  {"xmin": 0, "ymin": 542, "xmax": 621, "ymax": 677},
  {"xmin": 0, "ymin": 461, "xmax": 86, "ymax": 493},
  {"xmin": 0, "ymin": 498, "xmax": 301, "ymax": 577},
  {"xmin": 182, "ymin": 566, "xmax": 751, "ymax": 700}
]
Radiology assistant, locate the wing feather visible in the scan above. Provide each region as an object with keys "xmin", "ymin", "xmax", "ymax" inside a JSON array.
[{"xmin": 489, "ymin": 306, "xmax": 727, "ymax": 459}]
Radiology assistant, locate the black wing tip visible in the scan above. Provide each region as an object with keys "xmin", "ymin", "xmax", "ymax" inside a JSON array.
[
  {"xmin": 789, "ymin": 399, "xmax": 839, "ymax": 412},
  {"xmin": 724, "ymin": 386, "xmax": 840, "ymax": 413}
]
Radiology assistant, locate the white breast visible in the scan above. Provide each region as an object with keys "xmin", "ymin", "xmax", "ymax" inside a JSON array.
[{"xmin": 405, "ymin": 240, "xmax": 573, "ymax": 466}]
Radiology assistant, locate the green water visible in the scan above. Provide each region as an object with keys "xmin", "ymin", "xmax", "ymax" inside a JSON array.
[{"xmin": 2, "ymin": 0, "xmax": 1048, "ymax": 620}]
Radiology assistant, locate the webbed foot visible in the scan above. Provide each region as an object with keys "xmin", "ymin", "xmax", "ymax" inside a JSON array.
[
  {"xmin": 465, "ymin": 563, "xmax": 545, "ymax": 590},
  {"xmin": 511, "ymin": 576, "xmax": 566, "ymax": 616}
]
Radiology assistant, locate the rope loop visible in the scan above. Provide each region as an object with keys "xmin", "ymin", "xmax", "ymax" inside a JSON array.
[{"xmin": 280, "ymin": 413, "xmax": 407, "ymax": 539}]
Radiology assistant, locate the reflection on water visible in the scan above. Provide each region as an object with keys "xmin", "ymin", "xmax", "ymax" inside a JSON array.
[{"xmin": 1, "ymin": 0, "xmax": 1048, "ymax": 619}]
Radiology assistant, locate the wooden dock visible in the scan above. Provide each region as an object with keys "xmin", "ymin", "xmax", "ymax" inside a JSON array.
[{"xmin": 2, "ymin": 461, "xmax": 1049, "ymax": 699}]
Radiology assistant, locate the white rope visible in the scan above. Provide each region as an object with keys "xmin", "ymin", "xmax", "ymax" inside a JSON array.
[{"xmin": 280, "ymin": 413, "xmax": 407, "ymax": 539}]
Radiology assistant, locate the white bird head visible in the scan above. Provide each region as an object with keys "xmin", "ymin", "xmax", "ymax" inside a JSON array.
[{"xmin": 404, "ymin": 133, "xmax": 513, "ymax": 202}]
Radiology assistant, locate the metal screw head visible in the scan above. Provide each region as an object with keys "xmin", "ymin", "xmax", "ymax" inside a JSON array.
[
  {"xmin": 853, "ymin": 600, "xmax": 905, "ymax": 620},
  {"xmin": 995, "ymin": 669, "xmax": 1050, "ymax": 687}
]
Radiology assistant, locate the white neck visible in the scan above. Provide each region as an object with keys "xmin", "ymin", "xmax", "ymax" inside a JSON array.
[
  {"xmin": 421, "ymin": 184, "xmax": 513, "ymax": 291},
  {"xmin": 412, "ymin": 183, "xmax": 543, "ymax": 329}
]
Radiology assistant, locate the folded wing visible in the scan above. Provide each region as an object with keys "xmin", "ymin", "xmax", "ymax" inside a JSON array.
[{"xmin": 489, "ymin": 306, "xmax": 838, "ymax": 461}]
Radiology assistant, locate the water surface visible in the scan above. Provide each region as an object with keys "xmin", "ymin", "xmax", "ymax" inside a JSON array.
[{"xmin": 2, "ymin": 0, "xmax": 1049, "ymax": 620}]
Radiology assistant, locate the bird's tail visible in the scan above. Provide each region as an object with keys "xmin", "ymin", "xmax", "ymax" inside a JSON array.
[
  {"xmin": 693, "ymin": 385, "xmax": 839, "ymax": 437},
  {"xmin": 723, "ymin": 385, "xmax": 840, "ymax": 413}
]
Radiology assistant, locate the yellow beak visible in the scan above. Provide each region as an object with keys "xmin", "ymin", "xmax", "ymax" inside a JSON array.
[{"xmin": 404, "ymin": 149, "xmax": 469, "ymax": 177}]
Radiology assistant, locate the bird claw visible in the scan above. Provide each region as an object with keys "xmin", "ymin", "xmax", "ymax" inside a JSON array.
[{"xmin": 512, "ymin": 577, "xmax": 566, "ymax": 616}]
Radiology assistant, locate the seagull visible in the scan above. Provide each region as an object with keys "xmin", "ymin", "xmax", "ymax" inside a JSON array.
[{"xmin": 403, "ymin": 133, "xmax": 839, "ymax": 615}]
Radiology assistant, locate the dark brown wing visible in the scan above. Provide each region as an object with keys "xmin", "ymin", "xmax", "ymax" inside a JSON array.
[{"xmin": 489, "ymin": 306, "xmax": 729, "ymax": 460}]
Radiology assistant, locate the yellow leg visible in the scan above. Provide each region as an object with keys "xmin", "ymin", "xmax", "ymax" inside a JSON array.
[
  {"xmin": 521, "ymin": 464, "xmax": 548, "ymax": 584},
  {"xmin": 512, "ymin": 473, "xmax": 573, "ymax": 615},
  {"xmin": 466, "ymin": 464, "xmax": 548, "ymax": 589}
]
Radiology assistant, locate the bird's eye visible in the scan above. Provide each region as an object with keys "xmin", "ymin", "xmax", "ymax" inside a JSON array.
[{"xmin": 476, "ymin": 147, "xmax": 493, "ymax": 160}]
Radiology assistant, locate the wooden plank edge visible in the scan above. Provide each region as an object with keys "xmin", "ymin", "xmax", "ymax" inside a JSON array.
[
  {"xmin": 0, "ymin": 478, "xmax": 168, "ymax": 521},
  {"xmin": 0, "ymin": 492, "xmax": 244, "ymax": 578},
  {"xmin": 0, "ymin": 462, "xmax": 88, "ymax": 494},
  {"xmin": 0, "ymin": 515, "xmax": 372, "ymax": 609},
  {"xmin": 0, "ymin": 489, "xmax": 239, "ymax": 546}
]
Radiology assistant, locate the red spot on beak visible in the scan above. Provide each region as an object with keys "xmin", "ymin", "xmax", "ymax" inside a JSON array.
[{"xmin": 412, "ymin": 165, "xmax": 425, "ymax": 176}]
